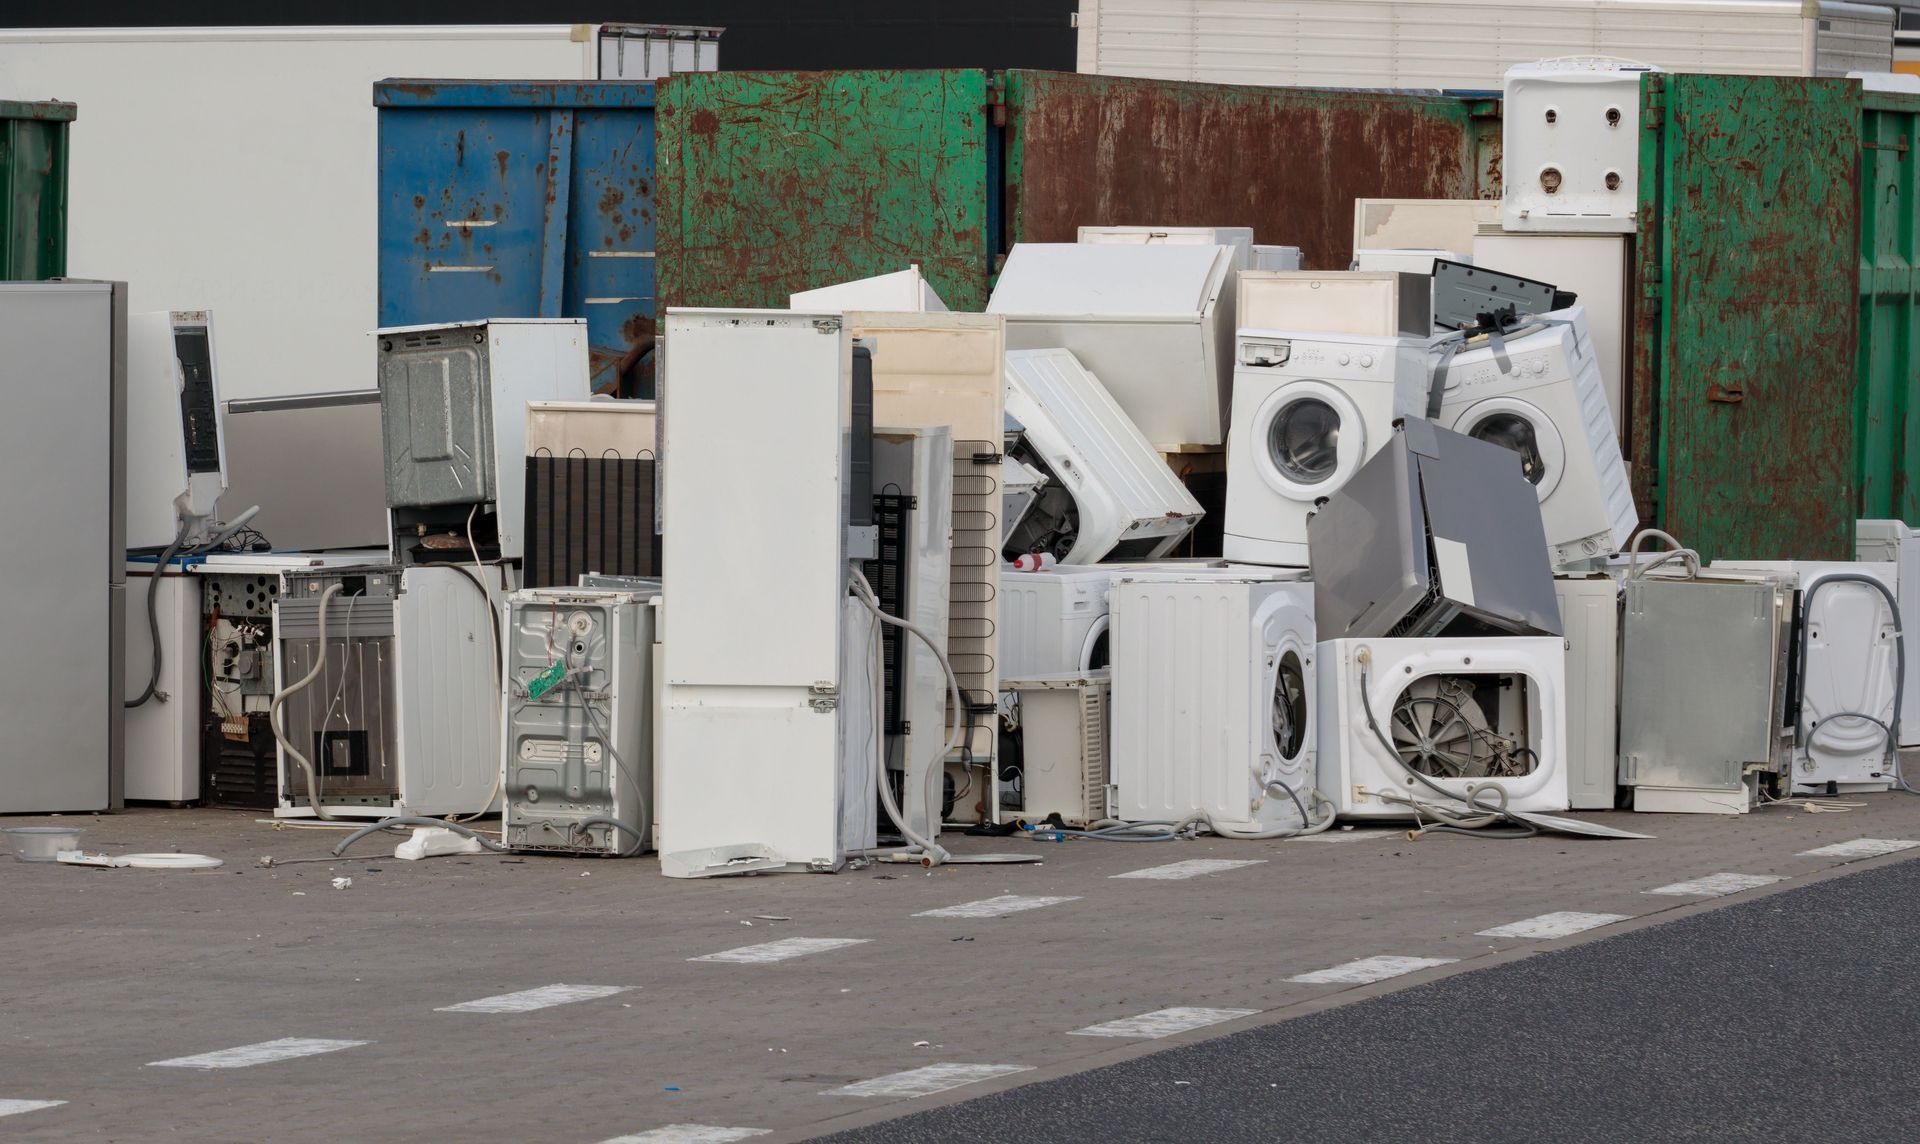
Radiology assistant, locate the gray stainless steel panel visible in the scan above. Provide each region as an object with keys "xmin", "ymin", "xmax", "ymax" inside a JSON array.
[
  {"xmin": 108, "ymin": 281, "xmax": 128, "ymax": 809},
  {"xmin": 0, "ymin": 281, "xmax": 120, "ymax": 813},
  {"xmin": 379, "ymin": 330, "xmax": 495, "ymax": 508},
  {"xmin": 222, "ymin": 389, "xmax": 388, "ymax": 550},
  {"xmin": 1309, "ymin": 420, "xmax": 1560, "ymax": 640},
  {"xmin": 277, "ymin": 567, "xmax": 403, "ymax": 805},
  {"xmin": 1617, "ymin": 577, "xmax": 1781, "ymax": 791}
]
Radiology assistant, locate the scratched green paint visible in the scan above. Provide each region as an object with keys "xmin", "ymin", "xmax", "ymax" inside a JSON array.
[
  {"xmin": 1636, "ymin": 74, "xmax": 1860, "ymax": 561},
  {"xmin": 656, "ymin": 70, "xmax": 993, "ymax": 312},
  {"xmin": 1858, "ymin": 89, "xmax": 1920, "ymax": 526}
]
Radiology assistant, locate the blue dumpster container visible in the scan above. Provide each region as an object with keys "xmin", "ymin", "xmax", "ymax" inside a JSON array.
[{"xmin": 376, "ymin": 81, "xmax": 658, "ymax": 395}]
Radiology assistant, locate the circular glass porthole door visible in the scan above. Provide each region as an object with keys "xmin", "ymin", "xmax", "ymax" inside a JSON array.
[
  {"xmin": 1457, "ymin": 397, "xmax": 1566, "ymax": 501},
  {"xmin": 1251, "ymin": 380, "xmax": 1367, "ymax": 501}
]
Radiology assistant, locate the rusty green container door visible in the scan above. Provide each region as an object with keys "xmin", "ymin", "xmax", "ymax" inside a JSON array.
[
  {"xmin": 656, "ymin": 69, "xmax": 1495, "ymax": 313},
  {"xmin": 1858, "ymin": 90, "xmax": 1920, "ymax": 524},
  {"xmin": 1634, "ymin": 74, "xmax": 1860, "ymax": 561},
  {"xmin": 656, "ymin": 70, "xmax": 995, "ymax": 311},
  {"xmin": 1, "ymin": 100, "xmax": 75, "ymax": 281},
  {"xmin": 1001, "ymin": 70, "xmax": 1497, "ymax": 270}
]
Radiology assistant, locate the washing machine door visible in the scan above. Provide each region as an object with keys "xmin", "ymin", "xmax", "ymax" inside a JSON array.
[
  {"xmin": 1251, "ymin": 380, "xmax": 1367, "ymax": 501},
  {"xmin": 1454, "ymin": 396, "xmax": 1565, "ymax": 501}
]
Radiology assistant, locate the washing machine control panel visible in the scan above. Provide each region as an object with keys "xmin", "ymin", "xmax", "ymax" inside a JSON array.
[{"xmin": 1445, "ymin": 347, "xmax": 1560, "ymax": 394}]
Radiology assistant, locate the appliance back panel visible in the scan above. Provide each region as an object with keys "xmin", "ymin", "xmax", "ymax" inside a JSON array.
[{"xmin": 523, "ymin": 454, "xmax": 660, "ymax": 588}]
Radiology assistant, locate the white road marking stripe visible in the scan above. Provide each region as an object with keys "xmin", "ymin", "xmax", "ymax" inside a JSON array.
[
  {"xmin": 1476, "ymin": 911, "xmax": 1631, "ymax": 940},
  {"xmin": 436, "ymin": 984, "xmax": 632, "ymax": 1013},
  {"xmin": 1288, "ymin": 955, "xmax": 1457, "ymax": 985},
  {"xmin": 148, "ymin": 1038, "xmax": 369, "ymax": 1070},
  {"xmin": 1068, "ymin": 1006, "xmax": 1260, "ymax": 1039},
  {"xmin": 1110, "ymin": 859, "xmax": 1267, "ymax": 880},
  {"xmin": 600, "ymin": 1126, "xmax": 770, "ymax": 1144},
  {"xmin": 0, "ymin": 1100, "xmax": 65, "ymax": 1119},
  {"xmin": 913, "ymin": 895, "xmax": 1080, "ymax": 918},
  {"xmin": 823, "ymin": 1062, "xmax": 1032, "ymax": 1098},
  {"xmin": 1644, "ymin": 873, "xmax": 1783, "ymax": 897},
  {"xmin": 690, "ymin": 937, "xmax": 870, "ymax": 964},
  {"xmin": 1799, "ymin": 838, "xmax": 1920, "ymax": 859}
]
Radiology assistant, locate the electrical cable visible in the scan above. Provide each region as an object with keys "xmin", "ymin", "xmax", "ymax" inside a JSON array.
[
  {"xmin": 1626, "ymin": 527, "xmax": 1701, "ymax": 581},
  {"xmin": 330, "ymin": 815, "xmax": 512, "ymax": 857},
  {"xmin": 269, "ymin": 582, "xmax": 344, "ymax": 821},
  {"xmin": 1356, "ymin": 648, "xmax": 1526, "ymax": 838},
  {"xmin": 128, "ymin": 506, "xmax": 262, "ymax": 709},
  {"xmin": 849, "ymin": 565, "xmax": 957, "ymax": 867},
  {"xmin": 127, "ymin": 520, "xmax": 192, "ymax": 708},
  {"xmin": 574, "ymin": 682, "xmax": 648, "ymax": 858}
]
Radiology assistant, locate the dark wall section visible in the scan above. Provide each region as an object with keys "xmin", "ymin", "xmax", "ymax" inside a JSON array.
[{"xmin": 8, "ymin": 1, "xmax": 1079, "ymax": 70}]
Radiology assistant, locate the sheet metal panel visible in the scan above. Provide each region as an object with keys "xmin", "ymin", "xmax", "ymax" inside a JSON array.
[
  {"xmin": 1003, "ymin": 69, "xmax": 1494, "ymax": 273},
  {"xmin": 656, "ymin": 70, "xmax": 995, "ymax": 312},
  {"xmin": 0, "ymin": 100, "xmax": 73, "ymax": 280},
  {"xmin": 1858, "ymin": 89, "xmax": 1920, "ymax": 525},
  {"xmin": 1633, "ymin": 73, "xmax": 1860, "ymax": 560},
  {"xmin": 377, "ymin": 81, "xmax": 658, "ymax": 395}
]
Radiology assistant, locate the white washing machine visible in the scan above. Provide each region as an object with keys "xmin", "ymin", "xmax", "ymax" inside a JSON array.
[
  {"xmin": 1003, "ymin": 348, "xmax": 1205, "ymax": 564},
  {"xmin": 999, "ymin": 567, "xmax": 1123, "ymax": 680},
  {"xmin": 1714, "ymin": 560, "xmax": 1901, "ymax": 794},
  {"xmin": 1223, "ymin": 331, "xmax": 1428, "ymax": 567},
  {"xmin": 997, "ymin": 561, "xmax": 1258, "ymax": 678},
  {"xmin": 1109, "ymin": 572, "xmax": 1317, "ymax": 829},
  {"xmin": 1433, "ymin": 308, "xmax": 1636, "ymax": 569},
  {"xmin": 1316, "ymin": 637, "xmax": 1569, "ymax": 819}
]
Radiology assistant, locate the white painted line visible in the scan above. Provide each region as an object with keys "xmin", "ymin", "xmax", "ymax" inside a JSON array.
[
  {"xmin": 601, "ymin": 1126, "xmax": 770, "ymax": 1144},
  {"xmin": 0, "ymin": 1100, "xmax": 65, "ymax": 1119},
  {"xmin": 1476, "ymin": 911, "xmax": 1632, "ymax": 940},
  {"xmin": 436, "ymin": 984, "xmax": 633, "ymax": 1013},
  {"xmin": 1068, "ymin": 1006, "xmax": 1260, "ymax": 1039},
  {"xmin": 913, "ymin": 894, "xmax": 1079, "ymax": 918},
  {"xmin": 148, "ymin": 1038, "xmax": 370, "ymax": 1070},
  {"xmin": 690, "ymin": 937, "xmax": 870, "ymax": 964},
  {"xmin": 1288, "ymin": 955, "xmax": 1457, "ymax": 985},
  {"xmin": 823, "ymin": 1062, "xmax": 1032, "ymax": 1098},
  {"xmin": 1799, "ymin": 838, "xmax": 1920, "ymax": 859},
  {"xmin": 1644, "ymin": 872, "xmax": 1783, "ymax": 897},
  {"xmin": 1110, "ymin": 859, "xmax": 1267, "ymax": 881}
]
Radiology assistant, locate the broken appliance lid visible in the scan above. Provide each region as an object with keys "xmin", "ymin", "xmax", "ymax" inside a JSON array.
[
  {"xmin": 1430, "ymin": 259, "xmax": 1562, "ymax": 331},
  {"xmin": 789, "ymin": 266, "xmax": 949, "ymax": 313},
  {"xmin": 1307, "ymin": 417, "xmax": 1561, "ymax": 641},
  {"xmin": 987, "ymin": 242, "xmax": 1232, "ymax": 317}
]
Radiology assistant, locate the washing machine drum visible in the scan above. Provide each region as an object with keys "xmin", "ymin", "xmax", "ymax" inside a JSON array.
[
  {"xmin": 1456, "ymin": 397, "xmax": 1565, "ymax": 501},
  {"xmin": 1254, "ymin": 380, "xmax": 1369, "ymax": 500}
]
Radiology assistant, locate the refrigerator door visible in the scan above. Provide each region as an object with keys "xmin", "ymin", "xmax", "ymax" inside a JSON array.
[{"xmin": 0, "ymin": 281, "xmax": 124, "ymax": 811}]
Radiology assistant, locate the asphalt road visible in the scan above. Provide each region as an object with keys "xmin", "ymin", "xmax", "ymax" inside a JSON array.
[{"xmin": 812, "ymin": 853, "xmax": 1920, "ymax": 1143}]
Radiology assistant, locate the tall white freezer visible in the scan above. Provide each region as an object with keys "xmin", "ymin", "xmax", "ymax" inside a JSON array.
[{"xmin": 0, "ymin": 281, "xmax": 126, "ymax": 812}]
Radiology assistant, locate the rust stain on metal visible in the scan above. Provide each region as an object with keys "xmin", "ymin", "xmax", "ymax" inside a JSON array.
[
  {"xmin": 1636, "ymin": 74, "xmax": 1859, "ymax": 560},
  {"xmin": 495, "ymin": 149, "xmax": 510, "ymax": 178},
  {"xmin": 1004, "ymin": 71, "xmax": 1483, "ymax": 271}
]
